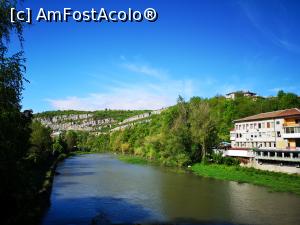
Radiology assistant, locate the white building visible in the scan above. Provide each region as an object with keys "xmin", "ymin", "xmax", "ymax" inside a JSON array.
[
  {"xmin": 225, "ymin": 108, "xmax": 300, "ymax": 172},
  {"xmin": 230, "ymin": 108, "xmax": 300, "ymax": 150},
  {"xmin": 225, "ymin": 91, "xmax": 257, "ymax": 100}
]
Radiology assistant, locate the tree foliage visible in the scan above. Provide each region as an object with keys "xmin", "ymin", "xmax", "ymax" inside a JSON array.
[
  {"xmin": 106, "ymin": 91, "xmax": 300, "ymax": 166},
  {"xmin": 28, "ymin": 121, "xmax": 52, "ymax": 163}
]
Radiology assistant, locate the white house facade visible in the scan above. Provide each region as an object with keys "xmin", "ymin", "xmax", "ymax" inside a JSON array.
[{"xmin": 230, "ymin": 108, "xmax": 300, "ymax": 150}]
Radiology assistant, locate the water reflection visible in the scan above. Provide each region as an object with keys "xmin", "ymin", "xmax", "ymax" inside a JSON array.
[
  {"xmin": 42, "ymin": 154, "xmax": 300, "ymax": 225},
  {"xmin": 227, "ymin": 181, "xmax": 300, "ymax": 225}
]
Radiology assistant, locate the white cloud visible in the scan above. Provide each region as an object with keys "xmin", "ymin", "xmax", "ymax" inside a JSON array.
[
  {"xmin": 47, "ymin": 62, "xmax": 195, "ymax": 110},
  {"xmin": 47, "ymin": 88, "xmax": 172, "ymax": 110},
  {"xmin": 121, "ymin": 63, "xmax": 168, "ymax": 79}
]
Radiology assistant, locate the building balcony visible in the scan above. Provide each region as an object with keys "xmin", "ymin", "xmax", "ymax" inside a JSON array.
[
  {"xmin": 283, "ymin": 123, "xmax": 300, "ymax": 127},
  {"xmin": 225, "ymin": 149, "xmax": 255, "ymax": 158},
  {"xmin": 283, "ymin": 126, "xmax": 300, "ymax": 138},
  {"xmin": 282, "ymin": 133, "xmax": 300, "ymax": 138},
  {"xmin": 254, "ymin": 149, "xmax": 300, "ymax": 163}
]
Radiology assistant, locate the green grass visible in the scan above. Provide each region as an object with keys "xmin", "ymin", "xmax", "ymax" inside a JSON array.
[
  {"xmin": 118, "ymin": 155, "xmax": 148, "ymax": 164},
  {"xmin": 191, "ymin": 163, "xmax": 300, "ymax": 196}
]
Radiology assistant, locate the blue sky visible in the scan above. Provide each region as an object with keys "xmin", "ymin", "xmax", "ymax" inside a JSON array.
[{"xmin": 10, "ymin": 0, "xmax": 300, "ymax": 112}]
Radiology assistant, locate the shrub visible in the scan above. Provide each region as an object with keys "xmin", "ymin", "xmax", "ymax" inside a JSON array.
[
  {"xmin": 121, "ymin": 143, "xmax": 130, "ymax": 154},
  {"xmin": 133, "ymin": 147, "xmax": 144, "ymax": 156},
  {"xmin": 211, "ymin": 152, "xmax": 223, "ymax": 164},
  {"xmin": 223, "ymin": 157, "xmax": 240, "ymax": 166}
]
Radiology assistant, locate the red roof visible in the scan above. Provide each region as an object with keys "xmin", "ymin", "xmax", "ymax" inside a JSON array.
[{"xmin": 234, "ymin": 108, "xmax": 300, "ymax": 122}]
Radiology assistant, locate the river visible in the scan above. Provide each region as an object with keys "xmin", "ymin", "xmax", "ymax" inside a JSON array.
[{"xmin": 42, "ymin": 154, "xmax": 300, "ymax": 225}]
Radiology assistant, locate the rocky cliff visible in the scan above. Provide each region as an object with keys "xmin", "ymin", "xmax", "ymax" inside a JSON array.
[{"xmin": 35, "ymin": 109, "xmax": 165, "ymax": 134}]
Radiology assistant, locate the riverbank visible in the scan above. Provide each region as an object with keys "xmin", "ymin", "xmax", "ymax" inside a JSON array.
[
  {"xmin": 118, "ymin": 155, "xmax": 149, "ymax": 164},
  {"xmin": 21, "ymin": 152, "xmax": 76, "ymax": 225},
  {"xmin": 117, "ymin": 154, "xmax": 300, "ymax": 196},
  {"xmin": 13, "ymin": 154, "xmax": 65, "ymax": 225},
  {"xmin": 191, "ymin": 163, "xmax": 300, "ymax": 195}
]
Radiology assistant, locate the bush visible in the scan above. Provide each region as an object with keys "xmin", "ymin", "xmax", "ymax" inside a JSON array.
[
  {"xmin": 121, "ymin": 143, "xmax": 130, "ymax": 154},
  {"xmin": 222, "ymin": 157, "xmax": 240, "ymax": 166},
  {"xmin": 175, "ymin": 153, "xmax": 190, "ymax": 167},
  {"xmin": 146, "ymin": 147, "xmax": 158, "ymax": 160},
  {"xmin": 133, "ymin": 146, "xmax": 144, "ymax": 156},
  {"xmin": 211, "ymin": 152, "xmax": 223, "ymax": 164},
  {"xmin": 57, "ymin": 153, "xmax": 67, "ymax": 161},
  {"xmin": 201, "ymin": 155, "xmax": 212, "ymax": 165}
]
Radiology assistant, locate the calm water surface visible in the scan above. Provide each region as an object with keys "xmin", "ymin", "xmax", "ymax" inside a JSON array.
[{"xmin": 42, "ymin": 154, "xmax": 300, "ymax": 225}]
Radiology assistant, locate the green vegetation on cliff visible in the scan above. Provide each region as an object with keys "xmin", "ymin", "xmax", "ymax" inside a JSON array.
[{"xmin": 35, "ymin": 109, "xmax": 151, "ymax": 122}]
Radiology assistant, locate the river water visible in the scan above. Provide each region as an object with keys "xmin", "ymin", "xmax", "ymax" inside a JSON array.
[{"xmin": 42, "ymin": 154, "xmax": 300, "ymax": 225}]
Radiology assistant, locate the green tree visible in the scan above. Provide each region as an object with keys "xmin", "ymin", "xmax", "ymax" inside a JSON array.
[
  {"xmin": 277, "ymin": 90, "xmax": 300, "ymax": 109},
  {"xmin": 65, "ymin": 130, "xmax": 78, "ymax": 151},
  {"xmin": 189, "ymin": 100, "xmax": 217, "ymax": 161},
  {"xmin": 52, "ymin": 135, "xmax": 66, "ymax": 155},
  {"xmin": 0, "ymin": 1, "xmax": 33, "ymax": 223},
  {"xmin": 28, "ymin": 121, "xmax": 52, "ymax": 163}
]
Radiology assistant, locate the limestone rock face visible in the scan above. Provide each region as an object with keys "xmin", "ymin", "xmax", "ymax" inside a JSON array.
[
  {"xmin": 35, "ymin": 109, "xmax": 165, "ymax": 134},
  {"xmin": 35, "ymin": 113, "xmax": 115, "ymax": 132}
]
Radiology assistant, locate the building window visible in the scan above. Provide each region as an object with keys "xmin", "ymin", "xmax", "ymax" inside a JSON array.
[
  {"xmin": 277, "ymin": 131, "xmax": 281, "ymax": 137},
  {"xmin": 276, "ymin": 121, "xmax": 280, "ymax": 125},
  {"xmin": 258, "ymin": 123, "xmax": 261, "ymax": 128},
  {"xmin": 267, "ymin": 122, "xmax": 270, "ymax": 128}
]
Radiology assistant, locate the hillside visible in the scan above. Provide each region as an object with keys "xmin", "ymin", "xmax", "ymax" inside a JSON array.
[{"xmin": 34, "ymin": 109, "xmax": 163, "ymax": 133}]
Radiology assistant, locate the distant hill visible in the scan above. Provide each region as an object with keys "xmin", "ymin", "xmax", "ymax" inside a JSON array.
[{"xmin": 34, "ymin": 109, "xmax": 163, "ymax": 133}]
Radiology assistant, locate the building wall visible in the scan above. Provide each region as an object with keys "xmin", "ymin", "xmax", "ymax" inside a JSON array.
[
  {"xmin": 231, "ymin": 118, "xmax": 286, "ymax": 150},
  {"xmin": 288, "ymin": 139, "xmax": 296, "ymax": 149},
  {"xmin": 225, "ymin": 93, "xmax": 235, "ymax": 99},
  {"xmin": 284, "ymin": 118, "xmax": 297, "ymax": 126},
  {"xmin": 283, "ymin": 117, "xmax": 300, "ymax": 149},
  {"xmin": 225, "ymin": 149, "xmax": 254, "ymax": 158},
  {"xmin": 231, "ymin": 116, "xmax": 300, "ymax": 150},
  {"xmin": 242, "ymin": 160, "xmax": 300, "ymax": 174}
]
